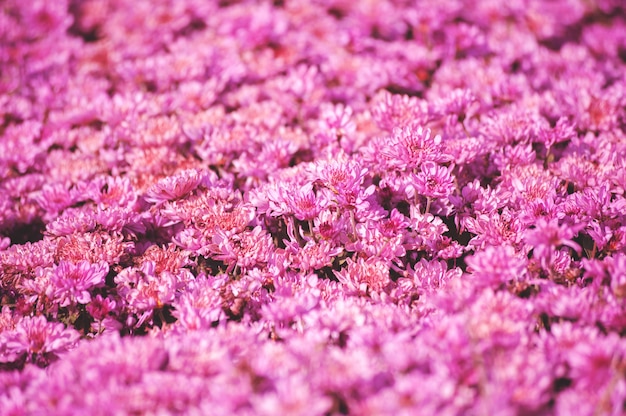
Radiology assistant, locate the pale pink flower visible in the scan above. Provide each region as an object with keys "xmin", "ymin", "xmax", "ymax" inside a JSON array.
[
  {"xmin": 319, "ymin": 103, "xmax": 356, "ymax": 140},
  {"xmin": 335, "ymin": 257, "xmax": 390, "ymax": 294}
]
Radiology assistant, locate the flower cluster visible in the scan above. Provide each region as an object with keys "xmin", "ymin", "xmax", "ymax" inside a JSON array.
[{"xmin": 1, "ymin": 0, "xmax": 626, "ymax": 414}]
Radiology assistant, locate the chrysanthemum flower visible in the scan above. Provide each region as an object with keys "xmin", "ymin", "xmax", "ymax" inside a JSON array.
[
  {"xmin": 144, "ymin": 169, "xmax": 213, "ymax": 205},
  {"xmin": 381, "ymin": 125, "xmax": 446, "ymax": 171},
  {"xmin": 0, "ymin": 315, "xmax": 79, "ymax": 365},
  {"xmin": 50, "ymin": 260, "xmax": 109, "ymax": 307},
  {"xmin": 410, "ymin": 161, "xmax": 455, "ymax": 199},
  {"xmin": 525, "ymin": 218, "xmax": 583, "ymax": 268}
]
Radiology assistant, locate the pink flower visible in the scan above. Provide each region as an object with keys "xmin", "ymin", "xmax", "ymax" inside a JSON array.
[
  {"xmin": 144, "ymin": 169, "xmax": 213, "ymax": 205},
  {"xmin": 348, "ymin": 218, "xmax": 406, "ymax": 261},
  {"xmin": 466, "ymin": 245, "xmax": 527, "ymax": 288},
  {"xmin": 335, "ymin": 257, "xmax": 390, "ymax": 294},
  {"xmin": 567, "ymin": 333, "xmax": 623, "ymax": 391},
  {"xmin": 0, "ymin": 315, "xmax": 79, "ymax": 364},
  {"xmin": 284, "ymin": 183, "xmax": 327, "ymax": 221},
  {"xmin": 404, "ymin": 258, "xmax": 462, "ymax": 295},
  {"xmin": 285, "ymin": 240, "xmax": 343, "ymax": 273},
  {"xmin": 432, "ymin": 88, "xmax": 479, "ymax": 121},
  {"xmin": 410, "ymin": 161, "xmax": 456, "ymax": 199},
  {"xmin": 467, "ymin": 289, "xmax": 534, "ymax": 349},
  {"xmin": 312, "ymin": 209, "xmax": 350, "ymax": 243},
  {"xmin": 171, "ymin": 274, "xmax": 227, "ymax": 331},
  {"xmin": 381, "ymin": 125, "xmax": 446, "ymax": 171},
  {"xmin": 261, "ymin": 276, "xmax": 320, "ymax": 327},
  {"xmin": 50, "ymin": 260, "xmax": 109, "ymax": 307},
  {"xmin": 85, "ymin": 295, "xmax": 117, "ymax": 322},
  {"xmin": 465, "ymin": 208, "xmax": 526, "ymax": 250},
  {"xmin": 406, "ymin": 209, "xmax": 448, "ymax": 251},
  {"xmin": 318, "ymin": 103, "xmax": 356, "ymax": 140},
  {"xmin": 45, "ymin": 208, "xmax": 97, "ymax": 236},
  {"xmin": 314, "ymin": 158, "xmax": 368, "ymax": 197},
  {"xmin": 172, "ymin": 227, "xmax": 211, "ymax": 255},
  {"xmin": 18, "ymin": 0, "xmax": 73, "ymax": 39},
  {"xmin": 534, "ymin": 283, "xmax": 592, "ymax": 321},
  {"xmin": 251, "ymin": 376, "xmax": 332, "ymax": 416},
  {"xmin": 537, "ymin": 116, "xmax": 576, "ymax": 150},
  {"xmin": 606, "ymin": 254, "xmax": 626, "ymax": 299},
  {"xmin": 314, "ymin": 158, "xmax": 374, "ymax": 209},
  {"xmin": 209, "ymin": 226, "xmax": 274, "ymax": 273},
  {"xmin": 483, "ymin": 108, "xmax": 546, "ymax": 146},
  {"xmin": 524, "ymin": 218, "xmax": 583, "ymax": 268},
  {"xmin": 96, "ymin": 175, "xmax": 138, "ymax": 209},
  {"xmin": 33, "ymin": 183, "xmax": 74, "ymax": 214},
  {"xmin": 370, "ymin": 90, "xmax": 430, "ymax": 131}
]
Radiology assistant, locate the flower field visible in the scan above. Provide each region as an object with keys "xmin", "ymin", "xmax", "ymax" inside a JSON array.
[{"xmin": 1, "ymin": 0, "xmax": 626, "ymax": 414}]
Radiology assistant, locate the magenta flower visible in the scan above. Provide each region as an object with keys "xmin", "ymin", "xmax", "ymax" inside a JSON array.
[
  {"xmin": 381, "ymin": 125, "xmax": 446, "ymax": 171},
  {"xmin": 466, "ymin": 245, "xmax": 527, "ymax": 288},
  {"xmin": 144, "ymin": 169, "xmax": 212, "ymax": 205},
  {"xmin": 524, "ymin": 218, "xmax": 583, "ymax": 268},
  {"xmin": 3, "ymin": 0, "xmax": 626, "ymax": 411},
  {"xmin": 284, "ymin": 183, "xmax": 327, "ymax": 221},
  {"xmin": 285, "ymin": 240, "xmax": 343, "ymax": 273},
  {"xmin": 115, "ymin": 262, "xmax": 184, "ymax": 312},
  {"xmin": 410, "ymin": 161, "xmax": 456, "ymax": 199},
  {"xmin": 315, "ymin": 158, "xmax": 368, "ymax": 198},
  {"xmin": 0, "ymin": 315, "xmax": 79, "ymax": 364},
  {"xmin": 85, "ymin": 295, "xmax": 117, "ymax": 322},
  {"xmin": 171, "ymin": 274, "xmax": 227, "ymax": 331},
  {"xmin": 50, "ymin": 260, "xmax": 109, "ymax": 307},
  {"xmin": 370, "ymin": 90, "xmax": 430, "ymax": 131}
]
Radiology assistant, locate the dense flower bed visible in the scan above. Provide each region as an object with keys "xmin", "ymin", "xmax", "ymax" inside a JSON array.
[{"xmin": 1, "ymin": 0, "xmax": 626, "ymax": 414}]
